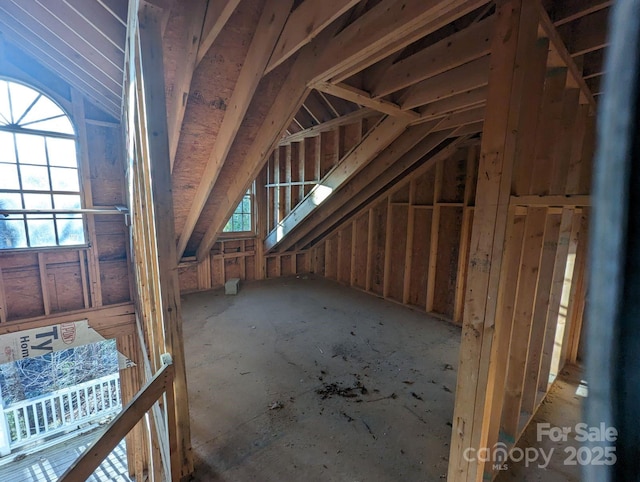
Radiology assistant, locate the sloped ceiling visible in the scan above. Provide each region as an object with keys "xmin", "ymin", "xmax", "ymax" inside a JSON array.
[
  {"xmin": 0, "ymin": 0, "xmax": 128, "ymax": 119},
  {"xmin": 0, "ymin": 0, "xmax": 611, "ymax": 260}
]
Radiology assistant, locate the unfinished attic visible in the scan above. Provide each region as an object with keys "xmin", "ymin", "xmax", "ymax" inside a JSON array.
[{"xmin": 0, "ymin": 0, "xmax": 633, "ymax": 480}]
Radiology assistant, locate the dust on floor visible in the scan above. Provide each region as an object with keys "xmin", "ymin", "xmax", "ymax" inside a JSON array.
[{"xmin": 182, "ymin": 276, "xmax": 461, "ymax": 482}]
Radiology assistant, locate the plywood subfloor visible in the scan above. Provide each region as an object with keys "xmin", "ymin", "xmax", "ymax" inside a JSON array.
[{"xmin": 182, "ymin": 276, "xmax": 461, "ymax": 481}]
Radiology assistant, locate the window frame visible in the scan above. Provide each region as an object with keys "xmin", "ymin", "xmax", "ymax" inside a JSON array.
[
  {"xmin": 0, "ymin": 77, "xmax": 88, "ymax": 252},
  {"xmin": 219, "ymin": 183, "xmax": 255, "ymax": 239}
]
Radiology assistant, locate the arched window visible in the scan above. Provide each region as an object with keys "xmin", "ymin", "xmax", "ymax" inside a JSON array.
[{"xmin": 0, "ymin": 79, "xmax": 85, "ymax": 249}]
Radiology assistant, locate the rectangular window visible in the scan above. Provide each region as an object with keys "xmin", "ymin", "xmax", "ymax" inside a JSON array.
[{"xmin": 222, "ymin": 189, "xmax": 253, "ymax": 234}]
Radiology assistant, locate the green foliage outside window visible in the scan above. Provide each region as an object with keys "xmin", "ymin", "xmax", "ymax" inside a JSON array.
[{"xmin": 223, "ymin": 190, "xmax": 252, "ymax": 233}]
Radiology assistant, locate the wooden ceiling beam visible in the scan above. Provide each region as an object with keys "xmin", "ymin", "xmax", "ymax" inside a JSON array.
[
  {"xmin": 193, "ymin": 0, "xmax": 492, "ymax": 259},
  {"xmin": 330, "ymin": 0, "xmax": 490, "ymax": 84},
  {"xmin": 302, "ymin": 90, "xmax": 336, "ymax": 124},
  {"xmin": 418, "ymin": 85, "xmax": 488, "ymax": 120},
  {"xmin": 311, "ymin": 0, "xmax": 491, "ymax": 85},
  {"xmin": 265, "ymin": 0, "xmax": 360, "ymax": 74},
  {"xmin": 194, "ymin": 70, "xmax": 312, "ymax": 260},
  {"xmin": 449, "ymin": 120, "xmax": 483, "ymax": 137},
  {"xmin": 196, "ymin": 0, "xmax": 241, "ymax": 66},
  {"xmin": 264, "ymin": 115, "xmax": 411, "ymax": 252},
  {"xmin": 293, "ymin": 130, "xmax": 466, "ymax": 251},
  {"xmin": 536, "ymin": 1, "xmax": 597, "ymax": 109},
  {"xmin": 165, "ymin": 0, "xmax": 208, "ymax": 171},
  {"xmin": 557, "ymin": 8, "xmax": 610, "ymax": 57},
  {"xmin": 98, "ymin": 0, "xmax": 128, "ymax": 25},
  {"xmin": 294, "ymin": 104, "xmax": 318, "ymax": 129},
  {"xmin": 581, "ymin": 48, "xmax": 606, "ymax": 79},
  {"xmin": 544, "ymin": 0, "xmax": 612, "ymax": 27},
  {"xmin": 279, "ymin": 108, "xmax": 374, "ymax": 145},
  {"xmin": 399, "ymin": 55, "xmax": 491, "ymax": 110},
  {"xmin": 274, "ymin": 120, "xmax": 440, "ymax": 252},
  {"xmin": 176, "ymin": 0, "xmax": 294, "ymax": 260},
  {"xmin": 34, "ymin": 0, "xmax": 125, "ymax": 67},
  {"xmin": 431, "ymin": 104, "xmax": 485, "ymax": 131},
  {"xmin": 370, "ymin": 14, "xmax": 494, "ymax": 98},
  {"xmin": 316, "ymin": 82, "xmax": 419, "ymax": 120}
]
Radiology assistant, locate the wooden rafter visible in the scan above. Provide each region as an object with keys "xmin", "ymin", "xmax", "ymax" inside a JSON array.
[
  {"xmin": 63, "ymin": 0, "xmax": 127, "ymax": 48},
  {"xmin": 279, "ymin": 108, "xmax": 375, "ymax": 145},
  {"xmin": 265, "ymin": 0, "xmax": 360, "ymax": 74},
  {"xmin": 329, "ymin": 0, "xmax": 491, "ymax": 84},
  {"xmin": 165, "ymin": 0, "xmax": 208, "ymax": 171},
  {"xmin": 264, "ymin": 115, "xmax": 411, "ymax": 252},
  {"xmin": 310, "ymin": 0, "xmax": 491, "ymax": 85},
  {"xmin": 536, "ymin": 1, "xmax": 597, "ymax": 109},
  {"xmin": 176, "ymin": 0, "xmax": 295, "ymax": 259},
  {"xmin": 557, "ymin": 8, "xmax": 610, "ymax": 57},
  {"xmin": 543, "ymin": 0, "xmax": 612, "ymax": 26},
  {"xmin": 196, "ymin": 0, "xmax": 241, "ymax": 66},
  {"xmin": 315, "ymin": 81, "xmax": 419, "ymax": 119},
  {"xmin": 418, "ymin": 86, "xmax": 488, "ymax": 120},
  {"xmin": 370, "ymin": 14, "xmax": 494, "ymax": 98},
  {"xmin": 1, "ymin": 1, "xmax": 122, "ymax": 92},
  {"xmin": 192, "ymin": 0, "xmax": 493, "ymax": 259},
  {"xmin": 399, "ymin": 56, "xmax": 491, "ymax": 110},
  {"xmin": 291, "ymin": 127, "xmax": 457, "ymax": 252},
  {"xmin": 299, "ymin": 132, "xmax": 469, "ymax": 252}
]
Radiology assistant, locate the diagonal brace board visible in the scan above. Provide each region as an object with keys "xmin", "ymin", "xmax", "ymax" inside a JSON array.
[
  {"xmin": 176, "ymin": 0, "xmax": 294, "ymax": 259},
  {"xmin": 264, "ymin": 115, "xmax": 410, "ymax": 251}
]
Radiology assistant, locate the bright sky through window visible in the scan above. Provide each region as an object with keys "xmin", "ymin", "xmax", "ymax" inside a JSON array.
[{"xmin": 0, "ymin": 79, "xmax": 85, "ymax": 249}]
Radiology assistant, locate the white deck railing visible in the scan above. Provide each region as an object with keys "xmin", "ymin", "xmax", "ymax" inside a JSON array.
[{"xmin": 0, "ymin": 373, "xmax": 122, "ymax": 454}]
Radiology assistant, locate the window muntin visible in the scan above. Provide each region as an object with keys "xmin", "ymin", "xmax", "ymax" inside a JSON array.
[
  {"xmin": 0, "ymin": 79, "xmax": 84, "ymax": 249},
  {"xmin": 223, "ymin": 189, "xmax": 253, "ymax": 234}
]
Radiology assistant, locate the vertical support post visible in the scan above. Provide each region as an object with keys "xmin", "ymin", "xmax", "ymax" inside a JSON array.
[
  {"xmin": 350, "ymin": 219, "xmax": 357, "ymax": 286},
  {"xmin": 38, "ymin": 253, "xmax": 51, "ymax": 315},
  {"xmin": 383, "ymin": 196, "xmax": 393, "ymax": 297},
  {"xmin": 402, "ymin": 180, "xmax": 416, "ymax": 304},
  {"xmin": 71, "ymin": 89, "xmax": 103, "ymax": 307},
  {"xmin": 448, "ymin": 1, "xmax": 547, "ymax": 480},
  {"xmin": 138, "ymin": 4, "xmax": 193, "ymax": 477},
  {"xmin": 255, "ymin": 167, "xmax": 268, "ymax": 280},
  {"xmin": 426, "ymin": 160, "xmax": 442, "ymax": 312},
  {"xmin": 365, "ymin": 208, "xmax": 374, "ymax": 292},
  {"xmin": 0, "ymin": 268, "xmax": 7, "ymax": 323},
  {"xmin": 453, "ymin": 146, "xmax": 477, "ymax": 323}
]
